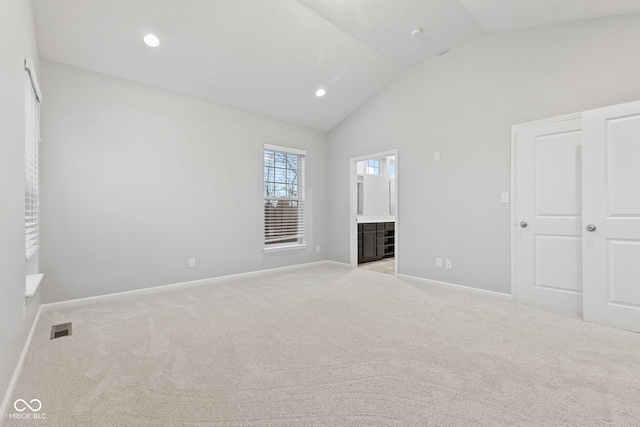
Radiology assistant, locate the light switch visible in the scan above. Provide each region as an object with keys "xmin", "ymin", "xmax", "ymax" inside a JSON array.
[
  {"xmin": 501, "ymin": 192, "xmax": 509, "ymax": 204},
  {"xmin": 433, "ymin": 152, "xmax": 441, "ymax": 162}
]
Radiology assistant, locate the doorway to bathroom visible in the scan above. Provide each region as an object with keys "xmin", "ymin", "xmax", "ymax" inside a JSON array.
[{"xmin": 350, "ymin": 150, "xmax": 398, "ymax": 275}]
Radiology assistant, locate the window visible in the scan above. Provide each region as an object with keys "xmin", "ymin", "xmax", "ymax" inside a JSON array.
[
  {"xmin": 264, "ymin": 144, "xmax": 306, "ymax": 250},
  {"xmin": 25, "ymin": 60, "xmax": 41, "ymax": 261},
  {"xmin": 366, "ymin": 159, "xmax": 380, "ymax": 175},
  {"xmin": 389, "ymin": 160, "xmax": 396, "ymax": 179}
]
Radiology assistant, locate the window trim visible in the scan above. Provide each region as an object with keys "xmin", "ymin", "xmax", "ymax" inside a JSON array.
[
  {"xmin": 264, "ymin": 143, "xmax": 306, "ymax": 156},
  {"xmin": 263, "ymin": 144, "xmax": 307, "ymax": 252},
  {"xmin": 263, "ymin": 243, "xmax": 307, "ymax": 254}
]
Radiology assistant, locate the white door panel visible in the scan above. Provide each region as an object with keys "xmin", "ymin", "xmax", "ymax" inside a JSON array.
[
  {"xmin": 606, "ymin": 115, "xmax": 640, "ymax": 215},
  {"xmin": 583, "ymin": 101, "xmax": 640, "ymax": 332},
  {"xmin": 534, "ymin": 133, "xmax": 582, "ymax": 217},
  {"xmin": 608, "ymin": 240, "xmax": 640, "ymax": 306},
  {"xmin": 513, "ymin": 118, "xmax": 583, "ymax": 314},
  {"xmin": 535, "ymin": 235, "xmax": 582, "ymax": 293}
]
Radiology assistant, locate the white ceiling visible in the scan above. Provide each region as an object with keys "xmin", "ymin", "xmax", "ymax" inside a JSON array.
[{"xmin": 33, "ymin": 0, "xmax": 640, "ymax": 131}]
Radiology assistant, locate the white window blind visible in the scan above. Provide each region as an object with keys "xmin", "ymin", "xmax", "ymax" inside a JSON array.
[
  {"xmin": 264, "ymin": 144, "xmax": 306, "ymax": 247},
  {"xmin": 25, "ymin": 62, "xmax": 41, "ymax": 261}
]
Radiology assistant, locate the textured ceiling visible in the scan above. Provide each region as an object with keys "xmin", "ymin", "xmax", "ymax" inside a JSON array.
[{"xmin": 33, "ymin": 0, "xmax": 640, "ymax": 131}]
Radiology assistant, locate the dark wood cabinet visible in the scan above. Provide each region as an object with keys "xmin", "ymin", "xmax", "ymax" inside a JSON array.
[
  {"xmin": 358, "ymin": 222, "xmax": 394, "ymax": 264},
  {"xmin": 361, "ymin": 229, "xmax": 377, "ymax": 260}
]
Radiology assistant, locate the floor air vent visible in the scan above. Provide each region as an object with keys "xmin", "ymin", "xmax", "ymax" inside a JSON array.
[{"xmin": 50, "ymin": 323, "xmax": 72, "ymax": 339}]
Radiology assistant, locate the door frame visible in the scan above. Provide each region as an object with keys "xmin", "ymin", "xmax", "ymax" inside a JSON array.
[
  {"xmin": 350, "ymin": 149, "xmax": 399, "ymax": 275},
  {"xmin": 510, "ymin": 112, "xmax": 582, "ymax": 299}
]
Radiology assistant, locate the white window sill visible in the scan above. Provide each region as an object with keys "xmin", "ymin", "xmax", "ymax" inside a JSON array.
[
  {"xmin": 264, "ymin": 244, "xmax": 307, "ymax": 254},
  {"xmin": 26, "ymin": 273, "xmax": 44, "ymax": 298}
]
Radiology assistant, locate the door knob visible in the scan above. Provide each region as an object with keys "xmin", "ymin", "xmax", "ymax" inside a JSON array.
[
  {"xmin": 520, "ymin": 222, "xmax": 528, "ymax": 228},
  {"xmin": 586, "ymin": 224, "xmax": 597, "ymax": 232}
]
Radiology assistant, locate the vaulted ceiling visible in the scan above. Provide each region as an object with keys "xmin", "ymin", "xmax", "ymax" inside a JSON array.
[{"xmin": 33, "ymin": 0, "xmax": 640, "ymax": 131}]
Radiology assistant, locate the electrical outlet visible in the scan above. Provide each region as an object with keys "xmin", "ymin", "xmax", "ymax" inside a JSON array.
[
  {"xmin": 445, "ymin": 259, "xmax": 452, "ymax": 269},
  {"xmin": 316, "ymin": 245, "xmax": 321, "ymax": 252},
  {"xmin": 433, "ymin": 152, "xmax": 441, "ymax": 162},
  {"xmin": 188, "ymin": 258, "xmax": 196, "ymax": 268},
  {"xmin": 436, "ymin": 258, "xmax": 443, "ymax": 267},
  {"xmin": 501, "ymin": 192, "xmax": 509, "ymax": 204}
]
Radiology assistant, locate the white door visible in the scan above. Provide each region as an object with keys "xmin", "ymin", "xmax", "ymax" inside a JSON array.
[
  {"xmin": 582, "ymin": 100, "xmax": 640, "ymax": 332},
  {"xmin": 513, "ymin": 118, "xmax": 584, "ymax": 314}
]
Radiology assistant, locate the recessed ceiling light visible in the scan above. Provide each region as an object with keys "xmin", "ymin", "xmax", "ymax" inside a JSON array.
[
  {"xmin": 410, "ymin": 29, "xmax": 423, "ymax": 37},
  {"xmin": 143, "ymin": 34, "xmax": 160, "ymax": 47},
  {"xmin": 315, "ymin": 89, "xmax": 326, "ymax": 97}
]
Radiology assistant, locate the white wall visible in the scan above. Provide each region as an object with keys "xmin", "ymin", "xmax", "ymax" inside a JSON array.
[
  {"xmin": 362, "ymin": 174, "xmax": 390, "ymax": 217},
  {"xmin": 40, "ymin": 60, "xmax": 329, "ymax": 303},
  {"xmin": 0, "ymin": 0, "xmax": 42, "ymax": 415},
  {"xmin": 329, "ymin": 13, "xmax": 640, "ymax": 294}
]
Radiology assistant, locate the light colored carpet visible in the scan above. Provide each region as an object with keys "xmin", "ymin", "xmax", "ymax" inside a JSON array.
[
  {"xmin": 358, "ymin": 258, "xmax": 395, "ymax": 275},
  {"xmin": 5, "ymin": 265, "xmax": 640, "ymax": 426}
]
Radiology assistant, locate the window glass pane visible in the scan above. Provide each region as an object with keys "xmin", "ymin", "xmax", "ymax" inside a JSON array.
[
  {"xmin": 264, "ymin": 166, "xmax": 274, "ymax": 181},
  {"xmin": 289, "ymin": 155, "xmax": 298, "ymax": 169},
  {"xmin": 365, "ymin": 159, "xmax": 380, "ymax": 175},
  {"xmin": 264, "ymin": 151, "xmax": 275, "ymax": 166},
  {"xmin": 274, "ymin": 183, "xmax": 287, "ymax": 198},
  {"xmin": 274, "ymin": 152, "xmax": 287, "ymax": 168},
  {"xmin": 286, "ymin": 169, "xmax": 297, "ymax": 184},
  {"xmin": 264, "ymin": 182, "xmax": 275, "ymax": 197},
  {"xmin": 275, "ymin": 168, "xmax": 287, "ymax": 183}
]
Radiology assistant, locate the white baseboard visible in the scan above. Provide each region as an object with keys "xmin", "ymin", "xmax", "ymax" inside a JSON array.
[
  {"xmin": 397, "ymin": 274, "xmax": 513, "ymax": 300},
  {"xmin": 41, "ymin": 260, "xmax": 347, "ymax": 312},
  {"xmin": 0, "ymin": 305, "xmax": 43, "ymax": 424},
  {"xmin": 324, "ymin": 260, "xmax": 352, "ymax": 269}
]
